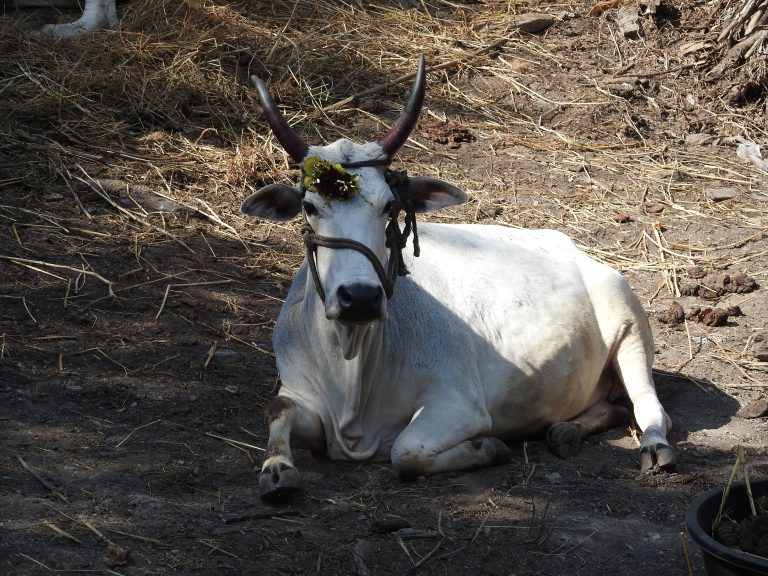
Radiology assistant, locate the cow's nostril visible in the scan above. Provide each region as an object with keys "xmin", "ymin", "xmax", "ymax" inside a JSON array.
[
  {"xmin": 337, "ymin": 284, "xmax": 354, "ymax": 307},
  {"xmin": 336, "ymin": 283, "xmax": 385, "ymax": 322}
]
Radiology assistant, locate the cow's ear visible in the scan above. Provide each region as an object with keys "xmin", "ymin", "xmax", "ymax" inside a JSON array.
[
  {"xmin": 408, "ymin": 177, "xmax": 468, "ymax": 213},
  {"xmin": 241, "ymin": 184, "xmax": 302, "ymax": 221}
]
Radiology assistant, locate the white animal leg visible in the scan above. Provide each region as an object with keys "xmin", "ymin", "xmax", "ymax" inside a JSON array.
[
  {"xmin": 259, "ymin": 396, "xmax": 324, "ymax": 499},
  {"xmin": 612, "ymin": 321, "xmax": 676, "ymax": 470},
  {"xmin": 546, "ymin": 400, "xmax": 630, "ymax": 458},
  {"xmin": 391, "ymin": 407, "xmax": 510, "ymax": 479},
  {"xmin": 38, "ymin": 0, "xmax": 118, "ymax": 38}
]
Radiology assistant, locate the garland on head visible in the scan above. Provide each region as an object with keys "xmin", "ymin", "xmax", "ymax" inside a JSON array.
[{"xmin": 302, "ymin": 157, "xmax": 360, "ymax": 200}]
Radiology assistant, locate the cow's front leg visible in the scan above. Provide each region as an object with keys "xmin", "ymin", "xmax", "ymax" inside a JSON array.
[
  {"xmin": 390, "ymin": 405, "xmax": 510, "ymax": 479},
  {"xmin": 260, "ymin": 395, "xmax": 324, "ymax": 500}
]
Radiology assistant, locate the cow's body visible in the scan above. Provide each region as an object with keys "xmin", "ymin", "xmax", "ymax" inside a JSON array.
[
  {"xmin": 244, "ymin": 58, "xmax": 674, "ymax": 498},
  {"xmin": 16, "ymin": 0, "xmax": 117, "ymax": 37},
  {"xmin": 275, "ymin": 222, "xmax": 658, "ymax": 464}
]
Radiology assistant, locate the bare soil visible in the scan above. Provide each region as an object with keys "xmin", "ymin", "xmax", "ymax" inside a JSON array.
[{"xmin": 2, "ymin": 1, "xmax": 768, "ymax": 575}]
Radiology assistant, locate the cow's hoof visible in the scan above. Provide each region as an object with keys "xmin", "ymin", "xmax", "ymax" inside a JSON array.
[
  {"xmin": 36, "ymin": 23, "xmax": 88, "ymax": 38},
  {"xmin": 546, "ymin": 422, "xmax": 581, "ymax": 459},
  {"xmin": 640, "ymin": 442, "xmax": 676, "ymax": 471},
  {"xmin": 259, "ymin": 462, "xmax": 300, "ymax": 500}
]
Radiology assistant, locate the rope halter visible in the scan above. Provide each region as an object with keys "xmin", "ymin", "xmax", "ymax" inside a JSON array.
[{"xmin": 300, "ymin": 159, "xmax": 420, "ymax": 303}]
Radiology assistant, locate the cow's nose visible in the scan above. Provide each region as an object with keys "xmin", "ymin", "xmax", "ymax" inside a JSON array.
[{"xmin": 336, "ymin": 283, "xmax": 386, "ymax": 322}]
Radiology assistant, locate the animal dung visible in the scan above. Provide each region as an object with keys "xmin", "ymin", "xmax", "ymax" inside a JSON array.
[
  {"xmin": 686, "ymin": 306, "xmax": 734, "ymax": 327},
  {"xmin": 420, "ymin": 120, "xmax": 473, "ymax": 149},
  {"xmin": 686, "ymin": 265, "xmax": 706, "ymax": 279},
  {"xmin": 613, "ymin": 212, "xmax": 632, "ymax": 223},
  {"xmin": 681, "ymin": 271, "xmax": 758, "ymax": 299},
  {"xmin": 751, "ymin": 332, "xmax": 768, "ymax": 362},
  {"xmin": 657, "ymin": 301, "xmax": 743, "ymax": 327},
  {"xmin": 736, "ymin": 398, "xmax": 768, "ymax": 419},
  {"xmin": 713, "ymin": 512, "xmax": 768, "ymax": 558},
  {"xmin": 657, "ymin": 301, "xmax": 685, "ymax": 325}
]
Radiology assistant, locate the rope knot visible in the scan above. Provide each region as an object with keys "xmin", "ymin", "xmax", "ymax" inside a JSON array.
[{"xmin": 385, "ymin": 169, "xmax": 420, "ymax": 277}]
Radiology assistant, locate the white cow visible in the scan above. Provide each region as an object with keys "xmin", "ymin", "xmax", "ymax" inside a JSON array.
[
  {"xmin": 243, "ymin": 57, "xmax": 675, "ymax": 498},
  {"xmin": 16, "ymin": 0, "xmax": 117, "ymax": 37}
]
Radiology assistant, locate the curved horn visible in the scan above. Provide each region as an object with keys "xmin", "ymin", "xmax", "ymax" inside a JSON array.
[
  {"xmin": 378, "ymin": 55, "xmax": 426, "ymax": 157},
  {"xmin": 251, "ymin": 75, "xmax": 309, "ymax": 162}
]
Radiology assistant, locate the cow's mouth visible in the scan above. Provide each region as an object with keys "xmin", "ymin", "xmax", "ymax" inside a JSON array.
[
  {"xmin": 334, "ymin": 321, "xmax": 375, "ymax": 360},
  {"xmin": 337, "ymin": 308, "xmax": 385, "ymax": 324}
]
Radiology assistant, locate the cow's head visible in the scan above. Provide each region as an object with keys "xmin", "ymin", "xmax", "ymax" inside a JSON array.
[{"xmin": 242, "ymin": 57, "xmax": 467, "ymax": 331}]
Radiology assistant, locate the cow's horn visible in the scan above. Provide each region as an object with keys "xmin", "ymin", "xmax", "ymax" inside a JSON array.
[
  {"xmin": 378, "ymin": 55, "xmax": 426, "ymax": 157},
  {"xmin": 251, "ymin": 75, "xmax": 309, "ymax": 162}
]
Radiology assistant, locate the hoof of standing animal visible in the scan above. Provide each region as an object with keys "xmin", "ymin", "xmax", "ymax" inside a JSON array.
[
  {"xmin": 21, "ymin": 0, "xmax": 118, "ymax": 38},
  {"xmin": 546, "ymin": 422, "xmax": 582, "ymax": 459},
  {"xmin": 639, "ymin": 425, "xmax": 676, "ymax": 471},
  {"xmin": 259, "ymin": 461, "xmax": 300, "ymax": 500}
]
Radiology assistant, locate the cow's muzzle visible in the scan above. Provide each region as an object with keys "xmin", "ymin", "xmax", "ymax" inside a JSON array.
[
  {"xmin": 302, "ymin": 223, "xmax": 396, "ymax": 307},
  {"xmin": 334, "ymin": 282, "xmax": 387, "ymax": 323}
]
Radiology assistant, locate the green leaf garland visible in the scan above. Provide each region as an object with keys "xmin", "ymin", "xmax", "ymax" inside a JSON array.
[{"xmin": 303, "ymin": 157, "xmax": 360, "ymax": 200}]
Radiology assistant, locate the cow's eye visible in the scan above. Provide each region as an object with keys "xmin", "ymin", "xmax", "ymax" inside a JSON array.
[
  {"xmin": 303, "ymin": 201, "xmax": 319, "ymax": 217},
  {"xmin": 382, "ymin": 200, "xmax": 394, "ymax": 216}
]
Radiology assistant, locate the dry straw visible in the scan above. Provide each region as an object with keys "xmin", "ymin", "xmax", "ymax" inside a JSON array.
[{"xmin": 1, "ymin": 0, "xmax": 767, "ymax": 382}]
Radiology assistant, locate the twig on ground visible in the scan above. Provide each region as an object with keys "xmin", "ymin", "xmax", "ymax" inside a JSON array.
[
  {"xmin": 16, "ymin": 456, "xmax": 69, "ymax": 503},
  {"xmin": 43, "ymin": 522, "xmax": 82, "ymax": 545},
  {"xmin": 115, "ymin": 419, "xmax": 265, "ymax": 452},
  {"xmin": 0, "ymin": 256, "xmax": 115, "ymax": 298}
]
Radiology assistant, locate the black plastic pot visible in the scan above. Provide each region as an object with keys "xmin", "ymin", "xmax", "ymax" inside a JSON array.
[{"xmin": 686, "ymin": 478, "xmax": 768, "ymax": 576}]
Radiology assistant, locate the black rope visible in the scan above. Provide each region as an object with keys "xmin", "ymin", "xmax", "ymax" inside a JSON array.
[
  {"xmin": 301, "ymin": 221, "xmax": 396, "ymax": 300},
  {"xmin": 385, "ymin": 169, "xmax": 420, "ymax": 275}
]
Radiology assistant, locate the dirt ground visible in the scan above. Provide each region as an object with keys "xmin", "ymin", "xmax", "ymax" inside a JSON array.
[{"xmin": 2, "ymin": 1, "xmax": 768, "ymax": 574}]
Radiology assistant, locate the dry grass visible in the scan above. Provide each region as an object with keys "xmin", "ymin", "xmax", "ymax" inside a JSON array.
[{"xmin": 1, "ymin": 0, "xmax": 767, "ymax": 384}]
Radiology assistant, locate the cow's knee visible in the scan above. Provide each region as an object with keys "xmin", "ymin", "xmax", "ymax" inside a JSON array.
[
  {"xmin": 391, "ymin": 443, "xmax": 431, "ymax": 480},
  {"xmin": 392, "ymin": 436, "xmax": 511, "ymax": 479}
]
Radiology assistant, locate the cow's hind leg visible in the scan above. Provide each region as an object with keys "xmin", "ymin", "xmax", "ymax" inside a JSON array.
[
  {"xmin": 546, "ymin": 400, "xmax": 630, "ymax": 459},
  {"xmin": 259, "ymin": 395, "xmax": 324, "ymax": 500},
  {"xmin": 612, "ymin": 316, "xmax": 676, "ymax": 471}
]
